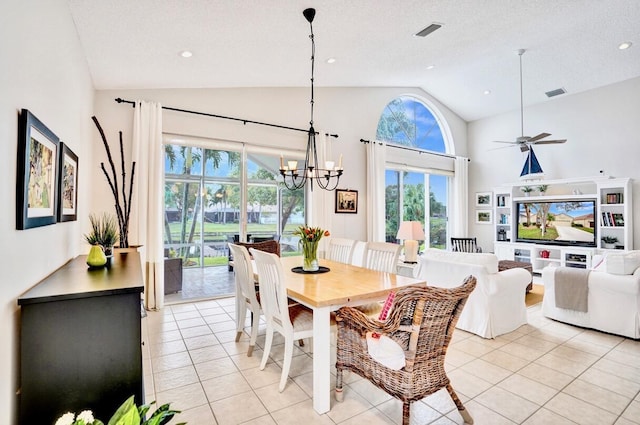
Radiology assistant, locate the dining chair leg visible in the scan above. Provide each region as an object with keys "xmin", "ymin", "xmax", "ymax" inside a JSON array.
[
  {"xmin": 402, "ymin": 402, "xmax": 411, "ymax": 425},
  {"xmin": 335, "ymin": 369, "xmax": 344, "ymax": 402},
  {"xmin": 279, "ymin": 337, "xmax": 294, "ymax": 392},
  {"xmin": 247, "ymin": 309, "xmax": 260, "ymax": 357},
  {"xmin": 235, "ymin": 299, "xmax": 247, "ymax": 342},
  {"xmin": 446, "ymin": 384, "xmax": 474, "ymax": 424},
  {"xmin": 260, "ymin": 326, "xmax": 274, "ymax": 370}
]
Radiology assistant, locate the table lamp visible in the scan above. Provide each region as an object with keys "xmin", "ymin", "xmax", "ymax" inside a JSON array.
[{"xmin": 396, "ymin": 221, "xmax": 425, "ymax": 264}]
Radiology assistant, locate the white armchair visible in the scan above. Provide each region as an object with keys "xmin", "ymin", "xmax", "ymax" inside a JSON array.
[{"xmin": 417, "ymin": 249, "xmax": 531, "ymax": 338}]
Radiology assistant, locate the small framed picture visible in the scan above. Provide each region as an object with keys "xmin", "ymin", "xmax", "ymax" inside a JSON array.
[
  {"xmin": 476, "ymin": 210, "xmax": 492, "ymax": 224},
  {"xmin": 57, "ymin": 142, "xmax": 79, "ymax": 222},
  {"xmin": 16, "ymin": 109, "xmax": 60, "ymax": 229},
  {"xmin": 335, "ymin": 189, "xmax": 358, "ymax": 214},
  {"xmin": 475, "ymin": 192, "xmax": 492, "ymax": 207}
]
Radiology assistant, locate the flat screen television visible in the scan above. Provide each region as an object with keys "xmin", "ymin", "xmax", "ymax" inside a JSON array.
[{"xmin": 515, "ymin": 199, "xmax": 597, "ymax": 247}]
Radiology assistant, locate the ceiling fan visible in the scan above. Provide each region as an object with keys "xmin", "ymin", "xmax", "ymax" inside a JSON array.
[{"xmin": 493, "ymin": 49, "xmax": 567, "ymax": 152}]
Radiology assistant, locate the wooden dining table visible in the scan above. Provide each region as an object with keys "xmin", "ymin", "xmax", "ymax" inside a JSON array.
[{"xmin": 275, "ymin": 256, "xmax": 426, "ymax": 414}]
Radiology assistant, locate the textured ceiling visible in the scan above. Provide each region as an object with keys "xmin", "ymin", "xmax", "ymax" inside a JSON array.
[{"xmin": 68, "ymin": 0, "xmax": 640, "ymax": 121}]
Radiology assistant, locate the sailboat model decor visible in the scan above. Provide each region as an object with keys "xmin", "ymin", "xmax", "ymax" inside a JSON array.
[{"xmin": 520, "ymin": 146, "xmax": 544, "ymax": 179}]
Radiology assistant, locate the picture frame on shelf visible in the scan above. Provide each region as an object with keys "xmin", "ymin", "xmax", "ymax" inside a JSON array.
[
  {"xmin": 16, "ymin": 109, "xmax": 60, "ymax": 230},
  {"xmin": 475, "ymin": 192, "xmax": 492, "ymax": 207},
  {"xmin": 476, "ymin": 210, "xmax": 492, "ymax": 224},
  {"xmin": 335, "ymin": 189, "xmax": 358, "ymax": 213},
  {"xmin": 57, "ymin": 142, "xmax": 79, "ymax": 222}
]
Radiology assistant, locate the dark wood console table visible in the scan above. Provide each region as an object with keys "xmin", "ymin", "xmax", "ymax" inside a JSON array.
[{"xmin": 17, "ymin": 252, "xmax": 144, "ymax": 425}]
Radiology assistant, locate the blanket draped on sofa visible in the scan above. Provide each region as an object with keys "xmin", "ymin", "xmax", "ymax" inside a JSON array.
[{"xmin": 554, "ymin": 267, "xmax": 590, "ymax": 312}]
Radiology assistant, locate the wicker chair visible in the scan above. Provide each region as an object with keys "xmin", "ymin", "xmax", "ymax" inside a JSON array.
[
  {"xmin": 451, "ymin": 237, "xmax": 482, "ymax": 253},
  {"xmin": 335, "ymin": 276, "xmax": 477, "ymax": 425},
  {"xmin": 229, "ymin": 239, "xmax": 280, "ymax": 271}
]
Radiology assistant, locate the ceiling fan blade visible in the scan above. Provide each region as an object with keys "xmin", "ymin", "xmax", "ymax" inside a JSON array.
[
  {"xmin": 492, "ymin": 140, "xmax": 519, "ymax": 144},
  {"xmin": 528, "ymin": 132, "xmax": 551, "ymax": 142},
  {"xmin": 535, "ymin": 139, "xmax": 567, "ymax": 145}
]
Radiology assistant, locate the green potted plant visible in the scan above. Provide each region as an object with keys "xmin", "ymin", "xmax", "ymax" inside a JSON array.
[
  {"xmin": 55, "ymin": 395, "xmax": 184, "ymax": 425},
  {"xmin": 537, "ymin": 184, "xmax": 548, "ymax": 195},
  {"xmin": 601, "ymin": 235, "xmax": 618, "ymax": 249},
  {"xmin": 521, "ymin": 186, "xmax": 533, "ymax": 196},
  {"xmin": 84, "ymin": 212, "xmax": 119, "ymax": 256}
]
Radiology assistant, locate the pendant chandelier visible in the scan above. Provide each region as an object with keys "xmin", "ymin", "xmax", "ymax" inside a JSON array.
[{"xmin": 279, "ymin": 8, "xmax": 343, "ymax": 191}]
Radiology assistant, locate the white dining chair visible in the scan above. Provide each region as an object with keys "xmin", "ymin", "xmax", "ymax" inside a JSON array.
[
  {"xmin": 363, "ymin": 241, "xmax": 402, "ymax": 273},
  {"xmin": 229, "ymin": 243, "xmax": 262, "ymax": 357},
  {"xmin": 326, "ymin": 237, "xmax": 356, "ymax": 264},
  {"xmin": 250, "ymin": 248, "xmax": 314, "ymax": 392}
]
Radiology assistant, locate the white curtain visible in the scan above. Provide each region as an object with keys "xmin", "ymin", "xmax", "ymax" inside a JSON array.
[
  {"xmin": 132, "ymin": 101, "xmax": 164, "ymax": 310},
  {"xmin": 366, "ymin": 140, "xmax": 386, "ymax": 242},
  {"xmin": 452, "ymin": 156, "xmax": 469, "ymax": 239},
  {"xmin": 310, "ymin": 132, "xmax": 332, "ymax": 256}
]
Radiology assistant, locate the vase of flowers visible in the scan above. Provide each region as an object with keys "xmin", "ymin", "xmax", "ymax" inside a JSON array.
[{"xmin": 294, "ymin": 225, "xmax": 330, "ymax": 272}]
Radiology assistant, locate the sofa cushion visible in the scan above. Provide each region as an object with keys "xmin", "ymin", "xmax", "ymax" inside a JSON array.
[
  {"xmin": 422, "ymin": 248, "xmax": 498, "ymax": 274},
  {"xmin": 606, "ymin": 251, "xmax": 640, "ymax": 275}
]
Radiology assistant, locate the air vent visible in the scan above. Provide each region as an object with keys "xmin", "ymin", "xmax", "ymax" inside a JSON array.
[
  {"xmin": 545, "ymin": 88, "xmax": 567, "ymax": 98},
  {"xmin": 415, "ymin": 23, "xmax": 442, "ymax": 37}
]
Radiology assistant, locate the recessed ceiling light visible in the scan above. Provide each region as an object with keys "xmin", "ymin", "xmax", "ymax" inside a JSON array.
[
  {"xmin": 426, "ymin": 65, "xmax": 435, "ymax": 70},
  {"xmin": 326, "ymin": 57, "xmax": 336, "ymax": 64},
  {"xmin": 179, "ymin": 50, "xmax": 193, "ymax": 58},
  {"xmin": 618, "ymin": 41, "xmax": 633, "ymax": 50},
  {"xmin": 483, "ymin": 90, "xmax": 491, "ymax": 95}
]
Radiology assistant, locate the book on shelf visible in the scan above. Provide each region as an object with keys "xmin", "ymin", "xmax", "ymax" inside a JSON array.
[
  {"xmin": 605, "ymin": 193, "xmax": 623, "ymax": 204},
  {"xmin": 601, "ymin": 211, "xmax": 625, "ymax": 227},
  {"xmin": 612, "ymin": 213, "xmax": 624, "ymax": 227}
]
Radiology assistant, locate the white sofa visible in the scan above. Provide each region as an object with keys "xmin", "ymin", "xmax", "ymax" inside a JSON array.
[
  {"xmin": 542, "ymin": 251, "xmax": 640, "ymax": 339},
  {"xmin": 417, "ymin": 249, "xmax": 531, "ymax": 338}
]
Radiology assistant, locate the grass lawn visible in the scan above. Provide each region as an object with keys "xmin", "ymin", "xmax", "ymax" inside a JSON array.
[{"xmin": 518, "ymin": 224, "xmax": 559, "ymax": 241}]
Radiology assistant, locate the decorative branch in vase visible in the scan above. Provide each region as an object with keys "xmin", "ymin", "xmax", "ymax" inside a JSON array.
[{"xmin": 92, "ymin": 116, "xmax": 136, "ymax": 248}]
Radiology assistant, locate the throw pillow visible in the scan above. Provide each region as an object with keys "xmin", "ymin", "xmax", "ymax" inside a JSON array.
[
  {"xmin": 366, "ymin": 331, "xmax": 405, "ymax": 370},
  {"xmin": 606, "ymin": 251, "xmax": 640, "ymax": 275}
]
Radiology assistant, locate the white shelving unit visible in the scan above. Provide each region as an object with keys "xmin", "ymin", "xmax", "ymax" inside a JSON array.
[
  {"xmin": 493, "ymin": 177, "xmax": 633, "ymax": 272},
  {"xmin": 598, "ymin": 178, "xmax": 632, "ymax": 250}
]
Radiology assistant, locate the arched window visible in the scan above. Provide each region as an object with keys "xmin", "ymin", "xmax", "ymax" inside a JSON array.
[
  {"xmin": 377, "ymin": 96, "xmax": 451, "ymax": 249},
  {"xmin": 376, "ymin": 96, "xmax": 447, "ymax": 153}
]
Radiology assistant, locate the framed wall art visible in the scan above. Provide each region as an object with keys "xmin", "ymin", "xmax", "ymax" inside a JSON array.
[
  {"xmin": 57, "ymin": 142, "xmax": 79, "ymax": 222},
  {"xmin": 16, "ymin": 109, "xmax": 60, "ymax": 229},
  {"xmin": 475, "ymin": 192, "xmax": 492, "ymax": 207},
  {"xmin": 475, "ymin": 210, "xmax": 493, "ymax": 224},
  {"xmin": 335, "ymin": 189, "xmax": 358, "ymax": 214}
]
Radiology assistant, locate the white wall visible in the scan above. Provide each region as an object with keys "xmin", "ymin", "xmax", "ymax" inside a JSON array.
[
  {"xmin": 92, "ymin": 87, "xmax": 468, "ymax": 241},
  {"xmin": 0, "ymin": 1, "xmax": 94, "ymax": 423},
  {"xmin": 468, "ymin": 77, "xmax": 640, "ymax": 250}
]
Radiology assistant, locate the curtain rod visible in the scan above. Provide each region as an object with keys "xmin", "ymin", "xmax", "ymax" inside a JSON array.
[
  {"xmin": 114, "ymin": 98, "xmax": 338, "ymax": 138},
  {"xmin": 359, "ymin": 138, "xmax": 470, "ymax": 161}
]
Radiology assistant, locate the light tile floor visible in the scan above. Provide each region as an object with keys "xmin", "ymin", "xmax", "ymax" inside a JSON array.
[{"xmin": 143, "ymin": 300, "xmax": 640, "ymax": 425}]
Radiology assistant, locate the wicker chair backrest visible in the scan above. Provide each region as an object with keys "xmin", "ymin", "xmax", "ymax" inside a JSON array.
[{"xmin": 236, "ymin": 240, "xmax": 280, "ymax": 257}]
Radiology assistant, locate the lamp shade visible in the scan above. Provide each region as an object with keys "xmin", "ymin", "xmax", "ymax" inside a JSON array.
[
  {"xmin": 396, "ymin": 221, "xmax": 426, "ymax": 241},
  {"xmin": 396, "ymin": 221, "xmax": 425, "ymax": 263}
]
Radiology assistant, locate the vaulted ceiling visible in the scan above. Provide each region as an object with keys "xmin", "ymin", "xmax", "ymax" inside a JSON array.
[{"xmin": 68, "ymin": 0, "xmax": 640, "ymax": 122}]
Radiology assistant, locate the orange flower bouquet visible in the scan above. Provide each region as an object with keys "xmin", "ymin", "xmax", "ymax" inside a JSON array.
[{"xmin": 293, "ymin": 225, "xmax": 330, "ymax": 271}]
